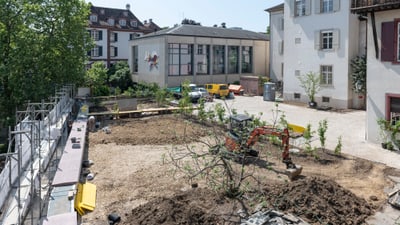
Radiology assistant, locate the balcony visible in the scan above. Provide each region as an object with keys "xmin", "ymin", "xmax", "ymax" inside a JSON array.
[{"xmin": 351, "ymin": 0, "xmax": 400, "ymax": 13}]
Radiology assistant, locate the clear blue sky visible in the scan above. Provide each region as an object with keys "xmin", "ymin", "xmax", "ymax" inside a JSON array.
[{"xmin": 87, "ymin": 0, "xmax": 283, "ymax": 32}]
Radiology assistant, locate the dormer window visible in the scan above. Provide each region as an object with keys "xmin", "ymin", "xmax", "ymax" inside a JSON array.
[
  {"xmin": 100, "ymin": 9, "xmax": 105, "ymax": 15},
  {"xmin": 90, "ymin": 14, "xmax": 97, "ymax": 22},
  {"xmin": 123, "ymin": 11, "xmax": 128, "ymax": 17},
  {"xmin": 119, "ymin": 19, "xmax": 126, "ymax": 26},
  {"xmin": 130, "ymin": 20, "xmax": 138, "ymax": 27},
  {"xmin": 108, "ymin": 18, "xmax": 115, "ymax": 26}
]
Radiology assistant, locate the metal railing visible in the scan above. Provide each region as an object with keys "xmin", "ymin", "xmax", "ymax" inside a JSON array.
[{"xmin": 351, "ymin": 0, "xmax": 400, "ymax": 9}]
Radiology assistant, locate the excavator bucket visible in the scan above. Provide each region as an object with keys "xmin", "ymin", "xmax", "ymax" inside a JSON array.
[{"xmin": 286, "ymin": 165, "xmax": 302, "ymax": 180}]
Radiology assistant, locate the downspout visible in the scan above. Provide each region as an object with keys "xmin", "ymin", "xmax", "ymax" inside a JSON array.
[{"xmin": 371, "ymin": 12, "xmax": 379, "ymax": 59}]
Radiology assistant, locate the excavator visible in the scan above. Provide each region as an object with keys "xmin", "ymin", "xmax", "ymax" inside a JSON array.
[{"xmin": 224, "ymin": 114, "xmax": 303, "ymax": 179}]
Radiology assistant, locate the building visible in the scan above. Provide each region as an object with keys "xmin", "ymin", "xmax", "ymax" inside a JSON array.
[
  {"xmin": 351, "ymin": 1, "xmax": 400, "ymax": 144},
  {"xmin": 266, "ymin": 0, "xmax": 366, "ymax": 109},
  {"xmin": 128, "ymin": 24, "xmax": 269, "ymax": 87},
  {"xmin": 87, "ymin": 4, "xmax": 161, "ymax": 68}
]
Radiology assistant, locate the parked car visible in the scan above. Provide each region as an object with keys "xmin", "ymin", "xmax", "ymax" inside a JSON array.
[{"xmin": 205, "ymin": 84, "xmax": 230, "ymax": 98}]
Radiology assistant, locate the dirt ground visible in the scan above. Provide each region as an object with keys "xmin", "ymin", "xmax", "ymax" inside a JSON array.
[{"xmin": 82, "ymin": 108, "xmax": 400, "ymax": 225}]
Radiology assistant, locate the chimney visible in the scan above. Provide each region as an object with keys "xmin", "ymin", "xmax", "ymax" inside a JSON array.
[
  {"xmin": 144, "ymin": 20, "xmax": 147, "ymax": 24},
  {"xmin": 126, "ymin": 3, "xmax": 130, "ymax": 11},
  {"xmin": 149, "ymin": 18, "xmax": 152, "ymax": 23}
]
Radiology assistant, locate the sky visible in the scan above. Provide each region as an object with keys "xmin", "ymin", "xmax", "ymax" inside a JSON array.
[{"xmin": 87, "ymin": 0, "xmax": 283, "ymax": 33}]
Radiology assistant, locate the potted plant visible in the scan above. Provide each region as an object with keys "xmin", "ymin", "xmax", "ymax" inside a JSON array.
[{"xmin": 297, "ymin": 71, "xmax": 320, "ymax": 108}]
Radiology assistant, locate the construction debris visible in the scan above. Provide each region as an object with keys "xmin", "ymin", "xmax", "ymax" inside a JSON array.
[{"xmin": 241, "ymin": 210, "xmax": 310, "ymax": 225}]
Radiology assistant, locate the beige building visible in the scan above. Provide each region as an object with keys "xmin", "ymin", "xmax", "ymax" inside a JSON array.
[{"xmin": 128, "ymin": 24, "xmax": 269, "ymax": 87}]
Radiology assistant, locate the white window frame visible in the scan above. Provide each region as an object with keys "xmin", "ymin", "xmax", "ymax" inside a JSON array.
[
  {"xmin": 119, "ymin": 19, "xmax": 126, "ymax": 26},
  {"xmin": 321, "ymin": 31, "xmax": 333, "ymax": 50},
  {"xmin": 131, "ymin": 20, "xmax": 138, "ymax": 27},
  {"xmin": 90, "ymin": 14, "xmax": 97, "ymax": 22},
  {"xmin": 315, "ymin": 29, "xmax": 339, "ymax": 51},
  {"xmin": 90, "ymin": 30, "xmax": 99, "ymax": 41},
  {"xmin": 322, "ymin": 0, "xmax": 333, "ymax": 13},
  {"xmin": 296, "ymin": 0, "xmax": 306, "ymax": 17},
  {"xmin": 320, "ymin": 65, "xmax": 333, "ymax": 86},
  {"xmin": 110, "ymin": 32, "xmax": 117, "ymax": 42},
  {"xmin": 91, "ymin": 46, "xmax": 101, "ymax": 57},
  {"xmin": 110, "ymin": 46, "xmax": 117, "ymax": 57},
  {"xmin": 108, "ymin": 18, "xmax": 114, "ymax": 26}
]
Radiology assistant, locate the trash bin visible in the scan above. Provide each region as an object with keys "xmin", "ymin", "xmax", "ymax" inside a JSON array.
[{"xmin": 263, "ymin": 82, "xmax": 276, "ymax": 101}]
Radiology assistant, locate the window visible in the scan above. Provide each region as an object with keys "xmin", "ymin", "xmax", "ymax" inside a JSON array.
[
  {"xmin": 90, "ymin": 14, "xmax": 97, "ymax": 22},
  {"xmin": 91, "ymin": 46, "xmax": 103, "ymax": 57},
  {"xmin": 110, "ymin": 32, "xmax": 118, "ymax": 42},
  {"xmin": 132, "ymin": 46, "xmax": 138, "ymax": 72},
  {"xmin": 195, "ymin": 45, "xmax": 210, "ymax": 75},
  {"xmin": 119, "ymin": 19, "xmax": 126, "ymax": 26},
  {"xmin": 168, "ymin": 43, "xmax": 193, "ymax": 76},
  {"xmin": 90, "ymin": 30, "xmax": 102, "ymax": 41},
  {"xmin": 322, "ymin": 0, "xmax": 333, "ymax": 13},
  {"xmin": 123, "ymin": 11, "xmax": 128, "ymax": 17},
  {"xmin": 110, "ymin": 46, "xmax": 118, "ymax": 57},
  {"xmin": 315, "ymin": 29, "xmax": 339, "ymax": 50},
  {"xmin": 213, "ymin": 45, "xmax": 225, "ymax": 74},
  {"xmin": 320, "ymin": 65, "xmax": 333, "ymax": 85},
  {"xmin": 228, "ymin": 46, "xmax": 239, "ymax": 73},
  {"xmin": 131, "ymin": 20, "xmax": 138, "ymax": 27},
  {"xmin": 386, "ymin": 94, "xmax": 400, "ymax": 126},
  {"xmin": 295, "ymin": 70, "xmax": 300, "ymax": 76},
  {"xmin": 242, "ymin": 46, "xmax": 252, "ymax": 73},
  {"xmin": 108, "ymin": 18, "xmax": 115, "ymax": 26},
  {"xmin": 316, "ymin": 0, "xmax": 339, "ymax": 13},
  {"xmin": 129, "ymin": 33, "xmax": 140, "ymax": 40},
  {"xmin": 295, "ymin": 38, "xmax": 301, "ymax": 44},
  {"xmin": 322, "ymin": 31, "xmax": 333, "ymax": 49},
  {"xmin": 296, "ymin": 0, "xmax": 306, "ymax": 16},
  {"xmin": 279, "ymin": 17, "xmax": 284, "ymax": 30}
]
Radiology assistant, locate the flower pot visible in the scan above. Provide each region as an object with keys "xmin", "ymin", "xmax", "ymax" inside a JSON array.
[{"xmin": 308, "ymin": 101, "xmax": 317, "ymax": 108}]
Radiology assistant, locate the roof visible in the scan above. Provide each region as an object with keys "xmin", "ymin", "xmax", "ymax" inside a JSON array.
[
  {"xmin": 137, "ymin": 24, "xmax": 269, "ymax": 41},
  {"xmin": 265, "ymin": 3, "xmax": 284, "ymax": 12},
  {"xmin": 88, "ymin": 5, "xmax": 160, "ymax": 33}
]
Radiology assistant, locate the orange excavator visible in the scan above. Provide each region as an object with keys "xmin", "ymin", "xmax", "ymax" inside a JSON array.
[{"xmin": 225, "ymin": 114, "xmax": 303, "ymax": 179}]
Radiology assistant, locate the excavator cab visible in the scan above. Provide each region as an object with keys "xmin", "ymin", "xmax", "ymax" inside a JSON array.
[{"xmin": 225, "ymin": 114, "xmax": 303, "ymax": 179}]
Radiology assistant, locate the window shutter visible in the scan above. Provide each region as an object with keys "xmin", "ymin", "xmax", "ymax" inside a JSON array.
[
  {"xmin": 333, "ymin": 0, "xmax": 340, "ymax": 12},
  {"xmin": 114, "ymin": 33, "xmax": 118, "ymax": 42},
  {"xmin": 314, "ymin": 31, "xmax": 321, "ymax": 50},
  {"xmin": 98, "ymin": 30, "xmax": 103, "ymax": 40},
  {"xmin": 381, "ymin": 21, "xmax": 395, "ymax": 62},
  {"xmin": 278, "ymin": 41, "xmax": 284, "ymax": 54},
  {"xmin": 305, "ymin": 0, "xmax": 311, "ymax": 15},
  {"xmin": 289, "ymin": 0, "xmax": 295, "ymax": 17},
  {"xmin": 115, "ymin": 47, "xmax": 118, "ymax": 56},
  {"xmin": 332, "ymin": 29, "xmax": 340, "ymax": 50},
  {"xmin": 315, "ymin": 0, "xmax": 321, "ymax": 14},
  {"xmin": 279, "ymin": 17, "xmax": 284, "ymax": 30},
  {"xmin": 99, "ymin": 46, "xmax": 103, "ymax": 56}
]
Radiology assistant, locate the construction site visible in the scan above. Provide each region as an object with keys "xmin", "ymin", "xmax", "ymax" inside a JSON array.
[{"xmin": 1, "ymin": 89, "xmax": 400, "ymax": 225}]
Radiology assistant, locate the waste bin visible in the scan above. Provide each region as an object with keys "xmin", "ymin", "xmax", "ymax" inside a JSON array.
[{"xmin": 263, "ymin": 82, "xmax": 276, "ymax": 101}]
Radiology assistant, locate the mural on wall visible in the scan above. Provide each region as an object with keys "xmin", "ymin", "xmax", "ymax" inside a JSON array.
[{"xmin": 144, "ymin": 51, "xmax": 159, "ymax": 71}]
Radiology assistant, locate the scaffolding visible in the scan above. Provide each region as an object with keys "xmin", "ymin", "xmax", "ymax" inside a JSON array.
[{"xmin": 0, "ymin": 85, "xmax": 75, "ymax": 225}]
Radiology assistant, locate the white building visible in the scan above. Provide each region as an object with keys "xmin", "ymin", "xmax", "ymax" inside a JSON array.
[
  {"xmin": 87, "ymin": 4, "xmax": 160, "ymax": 68},
  {"xmin": 128, "ymin": 24, "xmax": 269, "ymax": 88},
  {"xmin": 351, "ymin": 1, "xmax": 400, "ymax": 144},
  {"xmin": 267, "ymin": 0, "xmax": 366, "ymax": 109}
]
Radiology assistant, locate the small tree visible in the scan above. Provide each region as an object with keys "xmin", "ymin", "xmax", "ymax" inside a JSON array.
[
  {"xmin": 297, "ymin": 72, "xmax": 320, "ymax": 106},
  {"xmin": 318, "ymin": 119, "xmax": 328, "ymax": 151}
]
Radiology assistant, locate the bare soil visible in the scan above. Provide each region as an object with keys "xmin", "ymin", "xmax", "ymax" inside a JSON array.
[{"xmin": 82, "ymin": 109, "xmax": 400, "ymax": 225}]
